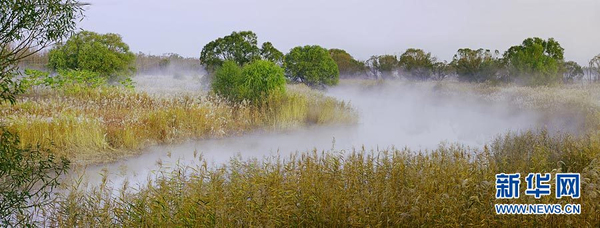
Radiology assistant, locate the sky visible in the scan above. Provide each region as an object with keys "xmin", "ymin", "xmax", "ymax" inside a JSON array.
[{"xmin": 78, "ymin": 0, "xmax": 600, "ymax": 65}]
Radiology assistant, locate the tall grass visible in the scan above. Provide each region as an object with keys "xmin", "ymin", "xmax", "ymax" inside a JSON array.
[
  {"xmin": 0, "ymin": 84, "xmax": 356, "ymax": 164},
  {"xmin": 46, "ymin": 130, "xmax": 600, "ymax": 227}
]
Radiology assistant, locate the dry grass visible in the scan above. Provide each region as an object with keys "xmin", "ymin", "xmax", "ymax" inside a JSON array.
[
  {"xmin": 8, "ymin": 79, "xmax": 600, "ymax": 226},
  {"xmin": 45, "ymin": 130, "xmax": 600, "ymax": 227},
  {"xmin": 0, "ymin": 84, "xmax": 357, "ymax": 164}
]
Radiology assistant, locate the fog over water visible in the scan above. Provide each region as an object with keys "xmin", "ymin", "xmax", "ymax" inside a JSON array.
[{"xmin": 75, "ymin": 74, "xmax": 568, "ymax": 189}]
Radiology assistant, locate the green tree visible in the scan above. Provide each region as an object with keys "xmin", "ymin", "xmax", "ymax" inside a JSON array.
[
  {"xmin": 562, "ymin": 61, "xmax": 583, "ymax": 83},
  {"xmin": 260, "ymin": 42, "xmax": 284, "ymax": 66},
  {"xmin": 398, "ymin": 48, "xmax": 436, "ymax": 80},
  {"xmin": 432, "ymin": 61, "xmax": 452, "ymax": 81},
  {"xmin": 451, "ymin": 48, "xmax": 502, "ymax": 83},
  {"xmin": 212, "ymin": 60, "xmax": 285, "ymax": 104},
  {"xmin": 503, "ymin": 37, "xmax": 565, "ymax": 86},
  {"xmin": 329, "ymin": 48, "xmax": 366, "ymax": 78},
  {"xmin": 284, "ymin": 45, "xmax": 339, "ymax": 87},
  {"xmin": 200, "ymin": 31, "xmax": 260, "ymax": 70},
  {"xmin": 200, "ymin": 31, "xmax": 284, "ymax": 71},
  {"xmin": 366, "ymin": 55, "xmax": 399, "ymax": 79},
  {"xmin": 48, "ymin": 31, "xmax": 136, "ymax": 80},
  {"xmin": 1, "ymin": 0, "xmax": 83, "ymax": 104}
]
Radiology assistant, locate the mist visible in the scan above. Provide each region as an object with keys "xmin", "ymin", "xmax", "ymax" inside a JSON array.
[{"xmin": 77, "ymin": 76, "xmax": 579, "ymax": 189}]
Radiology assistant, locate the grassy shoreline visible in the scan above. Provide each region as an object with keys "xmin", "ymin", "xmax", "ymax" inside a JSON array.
[
  {"xmin": 48, "ymin": 130, "xmax": 600, "ymax": 227},
  {"xmin": 5, "ymin": 80, "xmax": 600, "ymax": 226},
  {"xmin": 0, "ymin": 84, "xmax": 357, "ymax": 165}
]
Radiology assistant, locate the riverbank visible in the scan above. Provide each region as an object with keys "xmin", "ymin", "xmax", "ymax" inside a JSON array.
[
  {"xmin": 0, "ymin": 84, "xmax": 357, "ymax": 165},
  {"xmin": 49, "ymin": 130, "xmax": 600, "ymax": 227}
]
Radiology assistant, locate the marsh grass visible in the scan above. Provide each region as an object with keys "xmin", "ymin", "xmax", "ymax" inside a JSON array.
[
  {"xmin": 7, "ymin": 80, "xmax": 600, "ymax": 226},
  {"xmin": 0, "ymin": 84, "xmax": 357, "ymax": 164},
  {"xmin": 46, "ymin": 130, "xmax": 600, "ymax": 227}
]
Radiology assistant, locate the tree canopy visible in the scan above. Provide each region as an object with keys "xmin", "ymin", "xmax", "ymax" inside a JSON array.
[
  {"xmin": 562, "ymin": 61, "xmax": 583, "ymax": 83},
  {"xmin": 48, "ymin": 31, "xmax": 136, "ymax": 80},
  {"xmin": 451, "ymin": 48, "xmax": 502, "ymax": 83},
  {"xmin": 200, "ymin": 31, "xmax": 283, "ymax": 71},
  {"xmin": 1, "ymin": 0, "xmax": 83, "ymax": 104},
  {"xmin": 503, "ymin": 37, "xmax": 564, "ymax": 86},
  {"xmin": 328, "ymin": 48, "xmax": 365, "ymax": 77},
  {"xmin": 260, "ymin": 42, "xmax": 284, "ymax": 66},
  {"xmin": 398, "ymin": 48, "xmax": 436, "ymax": 80},
  {"xmin": 284, "ymin": 45, "xmax": 339, "ymax": 87},
  {"xmin": 366, "ymin": 55, "xmax": 399, "ymax": 79}
]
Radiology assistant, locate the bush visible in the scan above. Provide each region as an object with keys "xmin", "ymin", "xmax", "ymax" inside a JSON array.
[
  {"xmin": 212, "ymin": 61, "xmax": 244, "ymax": 101},
  {"xmin": 239, "ymin": 60, "xmax": 286, "ymax": 103},
  {"xmin": 213, "ymin": 60, "xmax": 286, "ymax": 104}
]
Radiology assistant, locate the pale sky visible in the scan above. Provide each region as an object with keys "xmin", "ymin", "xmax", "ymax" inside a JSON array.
[{"xmin": 79, "ymin": 0, "xmax": 600, "ymax": 65}]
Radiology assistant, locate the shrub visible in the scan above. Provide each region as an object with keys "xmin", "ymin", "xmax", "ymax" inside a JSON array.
[
  {"xmin": 211, "ymin": 61, "xmax": 243, "ymax": 101},
  {"xmin": 213, "ymin": 60, "xmax": 286, "ymax": 104},
  {"xmin": 239, "ymin": 60, "xmax": 286, "ymax": 103}
]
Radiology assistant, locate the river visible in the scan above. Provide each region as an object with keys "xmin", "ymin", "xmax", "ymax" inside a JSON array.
[{"xmin": 76, "ymin": 81, "xmax": 556, "ymax": 190}]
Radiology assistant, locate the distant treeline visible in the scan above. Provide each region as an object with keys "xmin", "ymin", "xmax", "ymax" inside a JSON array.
[
  {"xmin": 198, "ymin": 31, "xmax": 600, "ymax": 87},
  {"xmin": 17, "ymin": 30, "xmax": 600, "ymax": 87},
  {"xmin": 20, "ymin": 51, "xmax": 202, "ymax": 75},
  {"xmin": 135, "ymin": 52, "xmax": 202, "ymax": 74},
  {"xmin": 334, "ymin": 41, "xmax": 600, "ymax": 86}
]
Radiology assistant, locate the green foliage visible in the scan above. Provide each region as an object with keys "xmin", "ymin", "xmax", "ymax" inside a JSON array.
[
  {"xmin": 213, "ymin": 60, "xmax": 286, "ymax": 104},
  {"xmin": 562, "ymin": 61, "xmax": 584, "ymax": 83},
  {"xmin": 239, "ymin": 60, "xmax": 286, "ymax": 103},
  {"xmin": 212, "ymin": 61, "xmax": 244, "ymax": 101},
  {"xmin": 21, "ymin": 69, "xmax": 134, "ymax": 94},
  {"xmin": 0, "ymin": 0, "xmax": 83, "ymax": 104},
  {"xmin": 366, "ymin": 55, "xmax": 398, "ymax": 79},
  {"xmin": 260, "ymin": 42, "xmax": 284, "ymax": 66},
  {"xmin": 200, "ymin": 31, "xmax": 260, "ymax": 70},
  {"xmin": 0, "ymin": 2, "xmax": 80, "ymax": 225},
  {"xmin": 200, "ymin": 31, "xmax": 284, "ymax": 71},
  {"xmin": 431, "ymin": 61, "xmax": 452, "ymax": 80},
  {"xmin": 328, "ymin": 49, "xmax": 366, "ymax": 77},
  {"xmin": 0, "ymin": 128, "xmax": 70, "ymax": 227},
  {"xmin": 503, "ymin": 37, "xmax": 565, "ymax": 86},
  {"xmin": 398, "ymin": 48, "xmax": 436, "ymax": 80},
  {"xmin": 451, "ymin": 48, "xmax": 503, "ymax": 83},
  {"xmin": 48, "ymin": 31, "xmax": 136, "ymax": 80},
  {"xmin": 285, "ymin": 45, "xmax": 339, "ymax": 87}
]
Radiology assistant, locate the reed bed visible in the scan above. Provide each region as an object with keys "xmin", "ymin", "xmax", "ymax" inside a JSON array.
[
  {"xmin": 45, "ymin": 130, "xmax": 600, "ymax": 227},
  {"xmin": 0, "ymin": 84, "xmax": 357, "ymax": 164}
]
